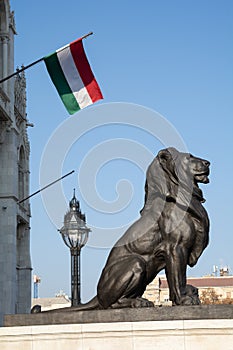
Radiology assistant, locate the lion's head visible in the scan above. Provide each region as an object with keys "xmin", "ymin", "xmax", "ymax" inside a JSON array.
[{"xmin": 141, "ymin": 147, "xmax": 210, "ymax": 214}]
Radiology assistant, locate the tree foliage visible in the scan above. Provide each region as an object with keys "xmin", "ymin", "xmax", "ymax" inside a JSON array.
[{"xmin": 200, "ymin": 288, "xmax": 233, "ymax": 305}]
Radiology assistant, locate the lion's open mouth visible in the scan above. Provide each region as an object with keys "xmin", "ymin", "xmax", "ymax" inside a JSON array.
[{"xmin": 194, "ymin": 169, "xmax": 210, "ymax": 184}]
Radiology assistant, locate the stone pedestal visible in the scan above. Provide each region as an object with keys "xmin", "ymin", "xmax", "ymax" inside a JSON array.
[
  {"xmin": 0, "ymin": 319, "xmax": 233, "ymax": 350},
  {"xmin": 4, "ymin": 304, "xmax": 233, "ymax": 326},
  {"xmin": 1, "ymin": 306, "xmax": 233, "ymax": 350}
]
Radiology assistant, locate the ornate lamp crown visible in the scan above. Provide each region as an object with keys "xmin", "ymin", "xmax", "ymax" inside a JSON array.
[{"xmin": 59, "ymin": 189, "xmax": 91, "ymax": 250}]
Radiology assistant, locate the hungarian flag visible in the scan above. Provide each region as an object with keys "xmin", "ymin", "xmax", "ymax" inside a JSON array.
[{"xmin": 44, "ymin": 37, "xmax": 103, "ymax": 114}]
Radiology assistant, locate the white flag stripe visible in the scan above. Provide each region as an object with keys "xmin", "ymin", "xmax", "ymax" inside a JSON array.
[
  {"xmin": 57, "ymin": 46, "xmax": 93, "ymax": 109},
  {"xmin": 56, "ymin": 42, "xmax": 70, "ymax": 53}
]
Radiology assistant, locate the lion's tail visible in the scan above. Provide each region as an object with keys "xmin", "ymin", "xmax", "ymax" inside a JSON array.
[
  {"xmin": 43, "ymin": 296, "xmax": 100, "ymax": 313},
  {"xmin": 71, "ymin": 296, "xmax": 100, "ymax": 311}
]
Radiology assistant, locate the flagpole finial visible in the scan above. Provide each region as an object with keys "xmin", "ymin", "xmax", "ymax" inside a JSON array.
[{"xmin": 81, "ymin": 31, "xmax": 93, "ymax": 40}]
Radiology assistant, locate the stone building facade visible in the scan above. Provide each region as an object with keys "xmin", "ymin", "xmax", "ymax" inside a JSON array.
[
  {"xmin": 143, "ymin": 275, "xmax": 233, "ymax": 305},
  {"xmin": 0, "ymin": 0, "xmax": 31, "ymax": 315}
]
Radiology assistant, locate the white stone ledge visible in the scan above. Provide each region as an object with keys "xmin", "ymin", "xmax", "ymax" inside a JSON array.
[{"xmin": 0, "ymin": 319, "xmax": 233, "ymax": 350}]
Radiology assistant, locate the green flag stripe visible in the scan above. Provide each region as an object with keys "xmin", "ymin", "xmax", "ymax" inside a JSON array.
[{"xmin": 44, "ymin": 52, "xmax": 80, "ymax": 114}]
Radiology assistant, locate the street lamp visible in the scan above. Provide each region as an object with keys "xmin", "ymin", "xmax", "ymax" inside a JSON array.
[{"xmin": 59, "ymin": 189, "xmax": 91, "ymax": 306}]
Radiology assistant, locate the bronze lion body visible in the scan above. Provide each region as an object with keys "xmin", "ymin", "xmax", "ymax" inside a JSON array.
[
  {"xmin": 96, "ymin": 147, "xmax": 210, "ymax": 308},
  {"xmin": 54, "ymin": 147, "xmax": 210, "ymax": 312}
]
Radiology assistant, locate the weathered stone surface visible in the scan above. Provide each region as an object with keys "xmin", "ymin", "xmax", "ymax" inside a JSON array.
[
  {"xmin": 0, "ymin": 4, "xmax": 31, "ymax": 317},
  {"xmin": 1, "ymin": 319, "xmax": 233, "ymax": 350},
  {"xmin": 4, "ymin": 304, "xmax": 233, "ymax": 327}
]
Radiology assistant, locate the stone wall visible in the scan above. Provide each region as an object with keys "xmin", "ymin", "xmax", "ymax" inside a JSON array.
[
  {"xmin": 0, "ymin": 319, "xmax": 233, "ymax": 350},
  {"xmin": 0, "ymin": 0, "xmax": 31, "ymax": 317}
]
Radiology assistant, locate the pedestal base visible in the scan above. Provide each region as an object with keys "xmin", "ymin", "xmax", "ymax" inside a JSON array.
[
  {"xmin": 4, "ymin": 304, "xmax": 233, "ymax": 327},
  {"xmin": 1, "ymin": 319, "xmax": 233, "ymax": 350}
]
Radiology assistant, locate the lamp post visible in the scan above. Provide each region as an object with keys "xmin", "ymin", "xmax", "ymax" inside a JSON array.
[{"xmin": 59, "ymin": 189, "xmax": 91, "ymax": 306}]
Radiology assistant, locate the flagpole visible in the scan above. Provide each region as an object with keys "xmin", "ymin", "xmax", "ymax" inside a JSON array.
[
  {"xmin": 80, "ymin": 31, "xmax": 93, "ymax": 40},
  {"xmin": 0, "ymin": 31, "xmax": 93, "ymax": 84},
  {"xmin": 17, "ymin": 170, "xmax": 75, "ymax": 204},
  {"xmin": 0, "ymin": 59, "xmax": 44, "ymax": 84}
]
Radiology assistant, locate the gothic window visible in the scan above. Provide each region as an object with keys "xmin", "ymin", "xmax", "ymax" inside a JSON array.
[
  {"xmin": 18, "ymin": 146, "xmax": 26, "ymax": 201},
  {"xmin": 0, "ymin": 0, "xmax": 8, "ymax": 80}
]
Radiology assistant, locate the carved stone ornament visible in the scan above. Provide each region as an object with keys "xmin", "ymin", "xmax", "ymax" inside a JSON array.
[
  {"xmin": 14, "ymin": 69, "xmax": 27, "ymax": 118},
  {"xmin": 0, "ymin": 119, "xmax": 11, "ymax": 143}
]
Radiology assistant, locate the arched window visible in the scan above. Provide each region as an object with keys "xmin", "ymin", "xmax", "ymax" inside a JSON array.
[
  {"xmin": 0, "ymin": 0, "xmax": 9, "ymax": 80},
  {"xmin": 0, "ymin": 0, "xmax": 8, "ymax": 31},
  {"xmin": 18, "ymin": 146, "xmax": 26, "ymax": 201}
]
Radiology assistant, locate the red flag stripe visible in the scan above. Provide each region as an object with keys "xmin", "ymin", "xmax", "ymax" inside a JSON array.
[{"xmin": 70, "ymin": 39, "xmax": 103, "ymax": 103}]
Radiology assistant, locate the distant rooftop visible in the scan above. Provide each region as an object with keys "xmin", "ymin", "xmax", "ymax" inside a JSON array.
[
  {"xmin": 160, "ymin": 276, "xmax": 233, "ymax": 289},
  {"xmin": 32, "ymin": 295, "xmax": 71, "ymax": 311}
]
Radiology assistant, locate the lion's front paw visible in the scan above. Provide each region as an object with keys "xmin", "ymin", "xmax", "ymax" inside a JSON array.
[
  {"xmin": 180, "ymin": 285, "xmax": 201, "ymax": 306},
  {"xmin": 180, "ymin": 296, "xmax": 194, "ymax": 306},
  {"xmin": 132, "ymin": 297, "xmax": 154, "ymax": 308}
]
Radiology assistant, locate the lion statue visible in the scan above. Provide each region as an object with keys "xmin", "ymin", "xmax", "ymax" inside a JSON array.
[{"xmin": 50, "ymin": 147, "xmax": 210, "ymax": 312}]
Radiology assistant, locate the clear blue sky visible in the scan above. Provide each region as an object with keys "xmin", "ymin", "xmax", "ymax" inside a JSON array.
[{"xmin": 11, "ymin": 0, "xmax": 233, "ymax": 300}]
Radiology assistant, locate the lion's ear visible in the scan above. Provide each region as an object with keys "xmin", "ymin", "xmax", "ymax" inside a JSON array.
[
  {"xmin": 157, "ymin": 148, "xmax": 179, "ymax": 199},
  {"xmin": 158, "ymin": 148, "xmax": 179, "ymax": 169},
  {"xmin": 158, "ymin": 149, "xmax": 171, "ymax": 161}
]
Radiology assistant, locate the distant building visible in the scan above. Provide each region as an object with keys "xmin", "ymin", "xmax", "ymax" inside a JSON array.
[
  {"xmin": 31, "ymin": 296, "xmax": 71, "ymax": 312},
  {"xmin": 33, "ymin": 275, "xmax": 41, "ymax": 299},
  {"xmin": 143, "ymin": 274, "xmax": 233, "ymax": 305}
]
